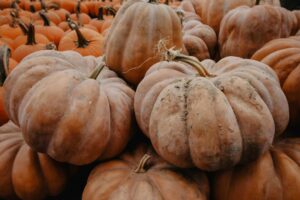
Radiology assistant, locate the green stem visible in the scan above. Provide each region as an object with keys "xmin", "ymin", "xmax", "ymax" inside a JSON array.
[
  {"xmin": 0, "ymin": 45, "xmax": 10, "ymax": 86},
  {"xmin": 134, "ymin": 154, "xmax": 151, "ymax": 173},
  {"xmin": 26, "ymin": 23, "xmax": 37, "ymax": 45},
  {"xmin": 89, "ymin": 62, "xmax": 105, "ymax": 79}
]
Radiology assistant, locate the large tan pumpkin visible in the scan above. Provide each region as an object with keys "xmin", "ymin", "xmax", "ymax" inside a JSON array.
[
  {"xmin": 0, "ymin": 121, "xmax": 73, "ymax": 200},
  {"xmin": 180, "ymin": 0, "xmax": 280, "ymax": 34},
  {"xmin": 4, "ymin": 50, "xmax": 135, "ymax": 165},
  {"xmin": 212, "ymin": 137, "xmax": 300, "ymax": 200},
  {"xmin": 105, "ymin": 0, "xmax": 184, "ymax": 86},
  {"xmin": 134, "ymin": 51, "xmax": 289, "ymax": 171},
  {"xmin": 83, "ymin": 142, "xmax": 209, "ymax": 200},
  {"xmin": 219, "ymin": 5, "xmax": 298, "ymax": 58},
  {"xmin": 252, "ymin": 35, "xmax": 300, "ymax": 128}
]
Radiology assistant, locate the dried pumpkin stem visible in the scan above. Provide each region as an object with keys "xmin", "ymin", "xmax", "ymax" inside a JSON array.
[
  {"xmin": 175, "ymin": 9, "xmax": 184, "ymax": 25},
  {"xmin": 40, "ymin": 0, "xmax": 47, "ymax": 10},
  {"xmin": 17, "ymin": 19, "xmax": 28, "ymax": 35},
  {"xmin": 165, "ymin": 49, "xmax": 214, "ymax": 77},
  {"xmin": 76, "ymin": 0, "xmax": 82, "ymax": 26},
  {"xmin": 89, "ymin": 62, "xmax": 106, "ymax": 79},
  {"xmin": 134, "ymin": 154, "xmax": 151, "ymax": 173},
  {"xmin": 29, "ymin": 4, "xmax": 36, "ymax": 13},
  {"xmin": 97, "ymin": 7, "xmax": 104, "ymax": 20},
  {"xmin": 39, "ymin": 10, "xmax": 51, "ymax": 26},
  {"xmin": 255, "ymin": 0, "xmax": 260, "ymax": 5},
  {"xmin": 105, "ymin": 7, "xmax": 116, "ymax": 17},
  {"xmin": 10, "ymin": 11, "xmax": 18, "ymax": 27},
  {"xmin": 0, "ymin": 45, "xmax": 10, "ymax": 86},
  {"xmin": 148, "ymin": 0, "xmax": 158, "ymax": 4},
  {"xmin": 26, "ymin": 23, "xmax": 37, "ymax": 45},
  {"xmin": 68, "ymin": 21, "xmax": 90, "ymax": 48}
]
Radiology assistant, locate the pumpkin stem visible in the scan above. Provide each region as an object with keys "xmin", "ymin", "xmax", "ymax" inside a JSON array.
[
  {"xmin": 17, "ymin": 19, "xmax": 29, "ymax": 35},
  {"xmin": 68, "ymin": 21, "xmax": 90, "ymax": 48},
  {"xmin": 175, "ymin": 9, "xmax": 184, "ymax": 25},
  {"xmin": 39, "ymin": 10, "xmax": 51, "ymax": 26},
  {"xmin": 148, "ymin": 0, "xmax": 158, "ymax": 4},
  {"xmin": 89, "ymin": 62, "xmax": 105, "ymax": 79},
  {"xmin": 0, "ymin": 45, "xmax": 10, "ymax": 86},
  {"xmin": 255, "ymin": 0, "xmax": 260, "ymax": 5},
  {"xmin": 9, "ymin": 11, "xmax": 18, "ymax": 27},
  {"xmin": 105, "ymin": 7, "xmax": 116, "ymax": 17},
  {"xmin": 76, "ymin": 0, "xmax": 82, "ymax": 26},
  {"xmin": 165, "ymin": 0, "xmax": 169, "ymax": 5},
  {"xmin": 45, "ymin": 43, "xmax": 57, "ymax": 50},
  {"xmin": 134, "ymin": 154, "xmax": 151, "ymax": 173},
  {"xmin": 40, "ymin": 0, "xmax": 47, "ymax": 10},
  {"xmin": 29, "ymin": 4, "xmax": 36, "ymax": 13},
  {"xmin": 97, "ymin": 7, "xmax": 104, "ymax": 20},
  {"xmin": 26, "ymin": 23, "xmax": 37, "ymax": 45}
]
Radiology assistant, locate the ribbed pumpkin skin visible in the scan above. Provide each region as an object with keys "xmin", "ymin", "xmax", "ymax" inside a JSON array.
[
  {"xmin": 4, "ymin": 50, "xmax": 135, "ymax": 165},
  {"xmin": 83, "ymin": 143, "xmax": 209, "ymax": 200},
  {"xmin": 0, "ymin": 121, "xmax": 72, "ymax": 200},
  {"xmin": 212, "ymin": 137, "xmax": 300, "ymax": 200},
  {"xmin": 219, "ymin": 5, "xmax": 298, "ymax": 58},
  {"xmin": 179, "ymin": 0, "xmax": 280, "ymax": 34},
  {"xmin": 134, "ymin": 57, "xmax": 289, "ymax": 171},
  {"xmin": 105, "ymin": 0, "xmax": 184, "ymax": 86},
  {"xmin": 252, "ymin": 36, "xmax": 300, "ymax": 128}
]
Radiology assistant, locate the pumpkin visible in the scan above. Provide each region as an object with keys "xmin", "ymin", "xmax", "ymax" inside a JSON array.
[
  {"xmin": 89, "ymin": 7, "xmax": 115, "ymax": 33},
  {"xmin": 105, "ymin": 0, "xmax": 184, "ymax": 86},
  {"xmin": 179, "ymin": 10, "xmax": 217, "ymax": 60},
  {"xmin": 23, "ymin": 0, "xmax": 42, "ymax": 11},
  {"xmin": 0, "ymin": 11, "xmax": 22, "ymax": 39},
  {"xmin": 0, "ymin": 45, "xmax": 17, "ymax": 126},
  {"xmin": 212, "ymin": 136, "xmax": 300, "ymax": 200},
  {"xmin": 134, "ymin": 49, "xmax": 289, "ymax": 171},
  {"xmin": 58, "ymin": 20, "xmax": 104, "ymax": 56},
  {"xmin": 83, "ymin": 141, "xmax": 209, "ymax": 200},
  {"xmin": 14, "ymin": 19, "xmax": 50, "ymax": 49},
  {"xmin": 180, "ymin": 0, "xmax": 280, "ymax": 34},
  {"xmin": 11, "ymin": 23, "xmax": 56, "ymax": 62},
  {"xmin": 219, "ymin": 5, "xmax": 298, "ymax": 58},
  {"xmin": 0, "ymin": 121, "xmax": 74, "ymax": 200},
  {"xmin": 35, "ymin": 11, "xmax": 64, "ymax": 46},
  {"xmin": 251, "ymin": 35, "xmax": 300, "ymax": 129},
  {"xmin": 4, "ymin": 50, "xmax": 135, "ymax": 165},
  {"xmin": 70, "ymin": 0, "xmax": 91, "ymax": 25}
]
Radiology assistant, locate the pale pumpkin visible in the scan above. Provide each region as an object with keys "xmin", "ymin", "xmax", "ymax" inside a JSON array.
[
  {"xmin": 179, "ymin": 0, "xmax": 280, "ymax": 34},
  {"xmin": 83, "ymin": 142, "xmax": 209, "ymax": 200},
  {"xmin": 105, "ymin": 0, "xmax": 184, "ymax": 85},
  {"xmin": 212, "ymin": 137, "xmax": 300, "ymax": 200},
  {"xmin": 4, "ymin": 50, "xmax": 135, "ymax": 165},
  {"xmin": 134, "ymin": 50, "xmax": 289, "ymax": 171},
  {"xmin": 219, "ymin": 5, "xmax": 298, "ymax": 58},
  {"xmin": 252, "ymin": 35, "xmax": 300, "ymax": 129}
]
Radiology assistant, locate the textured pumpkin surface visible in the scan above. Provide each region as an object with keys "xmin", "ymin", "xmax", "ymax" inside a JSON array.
[
  {"xmin": 0, "ymin": 121, "xmax": 72, "ymax": 200},
  {"xmin": 180, "ymin": 0, "xmax": 280, "ymax": 34},
  {"xmin": 4, "ymin": 50, "xmax": 135, "ymax": 165},
  {"xmin": 252, "ymin": 36, "xmax": 300, "ymax": 128},
  {"xmin": 105, "ymin": 0, "xmax": 184, "ymax": 85},
  {"xmin": 83, "ymin": 142, "xmax": 209, "ymax": 200},
  {"xmin": 181, "ymin": 11, "xmax": 217, "ymax": 60},
  {"xmin": 212, "ymin": 137, "xmax": 300, "ymax": 200},
  {"xmin": 219, "ymin": 5, "xmax": 298, "ymax": 58},
  {"xmin": 135, "ymin": 55, "xmax": 289, "ymax": 171}
]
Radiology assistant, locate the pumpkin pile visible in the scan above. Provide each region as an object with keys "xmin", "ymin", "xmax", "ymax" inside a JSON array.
[{"xmin": 0, "ymin": 0, "xmax": 300, "ymax": 199}]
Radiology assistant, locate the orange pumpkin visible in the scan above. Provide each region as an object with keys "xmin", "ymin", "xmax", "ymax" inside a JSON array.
[
  {"xmin": 0, "ymin": 11, "xmax": 22, "ymax": 39},
  {"xmin": 12, "ymin": 23, "xmax": 56, "ymax": 62},
  {"xmin": 134, "ymin": 50, "xmax": 289, "ymax": 171},
  {"xmin": 58, "ymin": 20, "xmax": 104, "ymax": 56},
  {"xmin": 4, "ymin": 50, "xmax": 135, "ymax": 165},
  {"xmin": 83, "ymin": 141, "xmax": 209, "ymax": 200},
  {"xmin": 0, "ymin": 121, "xmax": 75, "ymax": 200},
  {"xmin": 212, "ymin": 137, "xmax": 300, "ymax": 200}
]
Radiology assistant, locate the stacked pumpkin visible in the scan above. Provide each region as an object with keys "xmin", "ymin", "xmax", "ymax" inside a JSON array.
[{"xmin": 0, "ymin": 0, "xmax": 300, "ymax": 199}]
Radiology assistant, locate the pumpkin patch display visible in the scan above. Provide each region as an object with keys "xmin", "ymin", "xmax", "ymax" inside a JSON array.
[
  {"xmin": 219, "ymin": 4, "xmax": 298, "ymax": 58},
  {"xmin": 105, "ymin": 0, "xmax": 184, "ymax": 85},
  {"xmin": 252, "ymin": 35, "xmax": 300, "ymax": 129},
  {"xmin": 0, "ymin": 121, "xmax": 74, "ymax": 200},
  {"xmin": 134, "ymin": 49, "xmax": 289, "ymax": 171},
  {"xmin": 4, "ymin": 50, "xmax": 135, "ymax": 165},
  {"xmin": 83, "ymin": 142, "xmax": 209, "ymax": 200},
  {"xmin": 212, "ymin": 137, "xmax": 300, "ymax": 200}
]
